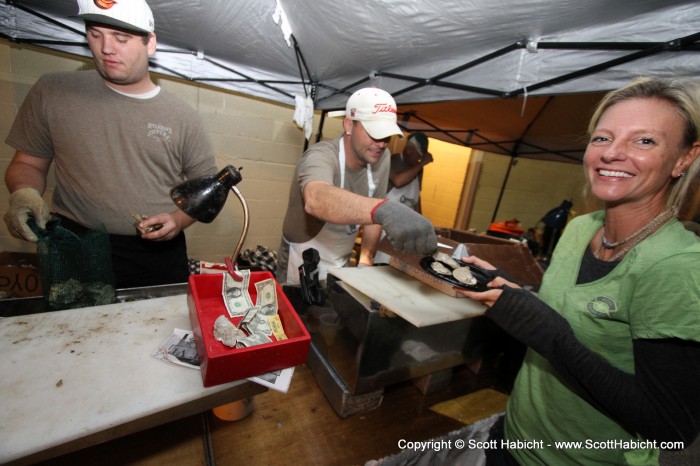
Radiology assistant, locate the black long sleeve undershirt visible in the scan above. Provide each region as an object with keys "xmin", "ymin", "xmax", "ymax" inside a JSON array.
[{"xmin": 487, "ymin": 286, "xmax": 700, "ymax": 445}]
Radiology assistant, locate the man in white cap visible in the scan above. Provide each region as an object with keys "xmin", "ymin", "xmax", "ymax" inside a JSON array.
[
  {"xmin": 277, "ymin": 87, "xmax": 437, "ymax": 285},
  {"xmin": 3, "ymin": 0, "xmax": 217, "ymax": 289}
]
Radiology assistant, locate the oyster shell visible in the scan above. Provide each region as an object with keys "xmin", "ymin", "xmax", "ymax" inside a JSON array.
[
  {"xmin": 430, "ymin": 261, "xmax": 452, "ymax": 275},
  {"xmin": 453, "ymin": 266, "xmax": 477, "ymax": 286},
  {"xmin": 432, "ymin": 251, "xmax": 460, "ymax": 269},
  {"xmin": 214, "ymin": 315, "xmax": 244, "ymax": 347}
]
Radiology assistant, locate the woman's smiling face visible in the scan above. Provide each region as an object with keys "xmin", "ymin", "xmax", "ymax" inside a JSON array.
[{"xmin": 584, "ymin": 97, "xmax": 688, "ymax": 209}]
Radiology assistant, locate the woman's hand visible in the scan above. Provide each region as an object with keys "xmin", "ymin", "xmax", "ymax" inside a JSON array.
[
  {"xmin": 459, "ymin": 254, "xmax": 496, "ymax": 271},
  {"xmin": 454, "ymin": 255, "xmax": 521, "ymax": 308}
]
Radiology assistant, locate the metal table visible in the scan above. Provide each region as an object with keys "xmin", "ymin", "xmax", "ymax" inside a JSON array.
[
  {"xmin": 0, "ymin": 283, "xmax": 265, "ymax": 465},
  {"xmin": 286, "ymin": 267, "xmax": 492, "ymax": 417}
]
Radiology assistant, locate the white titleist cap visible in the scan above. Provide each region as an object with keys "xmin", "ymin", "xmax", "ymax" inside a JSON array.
[
  {"xmin": 76, "ymin": 0, "xmax": 154, "ymax": 34},
  {"xmin": 329, "ymin": 87, "xmax": 404, "ymax": 139}
]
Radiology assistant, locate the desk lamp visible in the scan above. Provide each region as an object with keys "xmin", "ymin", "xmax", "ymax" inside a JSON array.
[{"xmin": 170, "ymin": 165, "xmax": 249, "ymax": 280}]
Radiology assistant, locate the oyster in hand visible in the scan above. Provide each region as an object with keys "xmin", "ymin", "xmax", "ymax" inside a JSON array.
[
  {"xmin": 453, "ymin": 266, "xmax": 477, "ymax": 286},
  {"xmin": 131, "ymin": 213, "xmax": 163, "ymax": 234}
]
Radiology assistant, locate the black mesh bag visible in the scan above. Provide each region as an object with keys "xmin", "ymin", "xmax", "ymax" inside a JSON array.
[{"xmin": 31, "ymin": 216, "xmax": 116, "ymax": 309}]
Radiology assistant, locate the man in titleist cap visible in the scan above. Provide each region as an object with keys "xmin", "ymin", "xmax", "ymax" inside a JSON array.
[
  {"xmin": 3, "ymin": 0, "xmax": 218, "ymax": 289},
  {"xmin": 277, "ymin": 87, "xmax": 438, "ymax": 285}
]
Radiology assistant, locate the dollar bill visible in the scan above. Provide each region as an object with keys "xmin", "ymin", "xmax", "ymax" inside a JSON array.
[
  {"xmin": 217, "ymin": 273, "xmax": 287, "ymax": 346},
  {"xmin": 258, "ymin": 303, "xmax": 277, "ymax": 316},
  {"xmin": 237, "ymin": 332, "xmax": 272, "ymax": 347},
  {"xmin": 222, "ymin": 270, "xmax": 253, "ymax": 318},
  {"xmin": 254, "ymin": 278, "xmax": 278, "ymax": 314},
  {"xmin": 239, "ymin": 306, "xmax": 260, "ymax": 333},
  {"xmin": 250, "ymin": 313, "xmax": 272, "ymax": 337}
]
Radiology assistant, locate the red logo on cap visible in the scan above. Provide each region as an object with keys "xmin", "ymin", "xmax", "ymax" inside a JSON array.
[
  {"xmin": 372, "ymin": 103, "xmax": 397, "ymax": 115},
  {"xmin": 350, "ymin": 107, "xmax": 357, "ymax": 118},
  {"xmin": 94, "ymin": 0, "xmax": 117, "ymax": 10}
]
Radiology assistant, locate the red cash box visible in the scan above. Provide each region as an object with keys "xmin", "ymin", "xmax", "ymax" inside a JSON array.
[{"xmin": 187, "ymin": 272, "xmax": 311, "ymax": 387}]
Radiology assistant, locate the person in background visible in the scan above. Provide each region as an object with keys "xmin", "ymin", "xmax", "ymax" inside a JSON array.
[
  {"xmin": 3, "ymin": 0, "xmax": 217, "ymax": 289},
  {"xmin": 373, "ymin": 132, "xmax": 433, "ymax": 265},
  {"xmin": 277, "ymin": 87, "xmax": 437, "ymax": 285},
  {"xmin": 458, "ymin": 77, "xmax": 700, "ymax": 465},
  {"xmin": 387, "ymin": 132, "xmax": 433, "ymax": 213}
]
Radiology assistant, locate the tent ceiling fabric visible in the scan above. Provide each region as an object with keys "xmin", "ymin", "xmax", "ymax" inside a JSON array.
[
  {"xmin": 398, "ymin": 92, "xmax": 606, "ymax": 163},
  {"xmin": 1, "ymin": 0, "xmax": 699, "ymax": 162}
]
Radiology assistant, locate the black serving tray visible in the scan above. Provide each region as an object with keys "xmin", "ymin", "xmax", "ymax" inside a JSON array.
[{"xmin": 419, "ymin": 256, "xmax": 492, "ymax": 291}]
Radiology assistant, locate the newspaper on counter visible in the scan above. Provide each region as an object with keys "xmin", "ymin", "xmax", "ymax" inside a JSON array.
[
  {"xmin": 152, "ymin": 328, "xmax": 293, "ymax": 393},
  {"xmin": 152, "ymin": 328, "xmax": 200, "ymax": 369}
]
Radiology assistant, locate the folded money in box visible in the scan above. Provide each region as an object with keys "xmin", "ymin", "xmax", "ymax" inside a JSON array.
[{"xmin": 187, "ymin": 271, "xmax": 311, "ymax": 387}]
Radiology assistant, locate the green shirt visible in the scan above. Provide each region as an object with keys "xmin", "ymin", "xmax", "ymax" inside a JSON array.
[{"xmin": 506, "ymin": 211, "xmax": 700, "ymax": 465}]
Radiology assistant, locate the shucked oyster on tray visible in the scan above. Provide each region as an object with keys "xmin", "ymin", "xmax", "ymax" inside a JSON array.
[
  {"xmin": 420, "ymin": 252, "xmax": 491, "ymax": 291},
  {"xmin": 432, "ymin": 251, "xmax": 460, "ymax": 269},
  {"xmin": 452, "ymin": 266, "xmax": 477, "ymax": 286},
  {"xmin": 430, "ymin": 260, "xmax": 452, "ymax": 276}
]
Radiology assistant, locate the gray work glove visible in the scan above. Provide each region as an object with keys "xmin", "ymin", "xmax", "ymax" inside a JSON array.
[
  {"xmin": 372, "ymin": 199, "xmax": 437, "ymax": 255},
  {"xmin": 4, "ymin": 188, "xmax": 51, "ymax": 243}
]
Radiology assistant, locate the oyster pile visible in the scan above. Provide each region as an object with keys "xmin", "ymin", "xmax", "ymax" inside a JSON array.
[{"xmin": 430, "ymin": 251, "xmax": 477, "ymax": 287}]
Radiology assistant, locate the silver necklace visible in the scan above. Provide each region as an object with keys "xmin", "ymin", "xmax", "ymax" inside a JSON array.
[{"xmin": 597, "ymin": 209, "xmax": 675, "ymax": 261}]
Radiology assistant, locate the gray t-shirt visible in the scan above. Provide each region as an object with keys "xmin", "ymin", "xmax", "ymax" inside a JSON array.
[
  {"xmin": 6, "ymin": 70, "xmax": 217, "ymax": 235},
  {"xmin": 276, "ymin": 135, "xmax": 390, "ymax": 282},
  {"xmin": 281, "ymin": 135, "xmax": 390, "ymax": 243}
]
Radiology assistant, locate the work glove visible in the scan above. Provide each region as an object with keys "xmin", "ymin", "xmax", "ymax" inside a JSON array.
[
  {"xmin": 371, "ymin": 199, "xmax": 437, "ymax": 255},
  {"xmin": 4, "ymin": 188, "xmax": 51, "ymax": 243}
]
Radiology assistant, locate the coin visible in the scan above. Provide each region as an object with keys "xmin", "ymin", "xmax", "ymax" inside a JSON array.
[{"xmin": 453, "ymin": 266, "xmax": 477, "ymax": 286}]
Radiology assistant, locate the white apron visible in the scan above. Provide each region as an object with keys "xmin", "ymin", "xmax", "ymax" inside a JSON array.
[
  {"xmin": 285, "ymin": 141, "xmax": 376, "ymax": 284},
  {"xmin": 386, "ymin": 171, "xmax": 420, "ymax": 210}
]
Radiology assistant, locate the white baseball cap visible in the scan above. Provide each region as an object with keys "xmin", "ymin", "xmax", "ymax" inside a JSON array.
[
  {"xmin": 76, "ymin": 0, "xmax": 154, "ymax": 34},
  {"xmin": 329, "ymin": 87, "xmax": 404, "ymax": 139}
]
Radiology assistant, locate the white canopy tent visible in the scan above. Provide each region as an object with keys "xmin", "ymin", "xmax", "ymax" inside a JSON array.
[{"xmin": 1, "ymin": 0, "xmax": 699, "ymax": 162}]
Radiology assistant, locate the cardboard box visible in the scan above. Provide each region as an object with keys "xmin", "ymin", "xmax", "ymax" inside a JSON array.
[
  {"xmin": 188, "ymin": 272, "xmax": 311, "ymax": 387},
  {"xmin": 0, "ymin": 252, "xmax": 42, "ymax": 298},
  {"xmin": 378, "ymin": 229, "xmax": 544, "ymax": 297}
]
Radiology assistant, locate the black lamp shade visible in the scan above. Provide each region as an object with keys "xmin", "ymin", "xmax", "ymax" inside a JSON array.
[{"xmin": 170, "ymin": 166, "xmax": 243, "ymax": 223}]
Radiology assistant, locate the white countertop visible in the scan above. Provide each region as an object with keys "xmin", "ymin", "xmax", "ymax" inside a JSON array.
[{"xmin": 0, "ymin": 294, "xmax": 263, "ymax": 465}]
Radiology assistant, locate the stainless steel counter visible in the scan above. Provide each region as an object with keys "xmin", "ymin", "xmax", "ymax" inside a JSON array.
[{"xmin": 286, "ymin": 271, "xmax": 493, "ymax": 417}]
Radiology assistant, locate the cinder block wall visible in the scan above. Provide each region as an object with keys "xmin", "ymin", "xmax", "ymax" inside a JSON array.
[
  {"xmin": 468, "ymin": 153, "xmax": 594, "ymax": 233},
  {"xmin": 420, "ymin": 139, "xmax": 471, "ymax": 228},
  {"xmin": 0, "ymin": 40, "xmax": 344, "ymax": 264}
]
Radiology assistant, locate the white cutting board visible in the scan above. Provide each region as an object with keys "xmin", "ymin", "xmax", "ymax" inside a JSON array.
[{"xmin": 328, "ymin": 266, "xmax": 485, "ymax": 327}]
